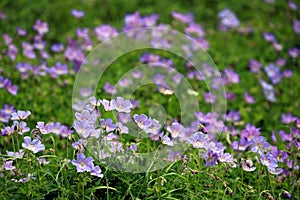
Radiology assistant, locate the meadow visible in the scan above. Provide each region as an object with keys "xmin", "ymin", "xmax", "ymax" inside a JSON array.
[{"xmin": 0, "ymin": 0, "xmax": 299, "ymax": 199}]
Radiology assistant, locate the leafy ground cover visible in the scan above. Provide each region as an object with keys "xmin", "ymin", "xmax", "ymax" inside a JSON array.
[{"xmin": 0, "ymin": 0, "xmax": 299, "ymax": 199}]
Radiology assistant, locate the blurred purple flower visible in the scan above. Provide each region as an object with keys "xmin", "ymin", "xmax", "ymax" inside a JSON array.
[
  {"xmin": 33, "ymin": 19, "xmax": 49, "ymax": 35},
  {"xmin": 16, "ymin": 27, "xmax": 26, "ymax": 36},
  {"xmin": 94, "ymin": 25, "xmax": 118, "ymax": 41},
  {"xmin": 288, "ymin": 47, "xmax": 300, "ymax": 58},
  {"xmin": 293, "ymin": 20, "xmax": 300, "ymax": 34},
  {"xmin": 218, "ymin": 8, "xmax": 240, "ymax": 31},
  {"xmin": 171, "ymin": 11, "xmax": 194, "ymax": 24},
  {"xmin": 249, "ymin": 59, "xmax": 262, "ymax": 73},
  {"xmin": 2, "ymin": 160, "xmax": 15, "ymax": 171},
  {"xmin": 71, "ymin": 9, "xmax": 85, "ymax": 18},
  {"xmin": 244, "ymin": 92, "xmax": 255, "ymax": 104},
  {"xmin": 134, "ymin": 114, "xmax": 152, "ymax": 130},
  {"xmin": 263, "ymin": 32, "xmax": 276, "ymax": 42},
  {"xmin": 259, "ymin": 79, "xmax": 276, "ymax": 102},
  {"xmin": 103, "ymin": 82, "xmax": 116, "ymax": 95}
]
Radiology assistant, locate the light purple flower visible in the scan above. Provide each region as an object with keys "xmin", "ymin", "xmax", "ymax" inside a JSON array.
[
  {"xmin": 22, "ymin": 136, "xmax": 45, "ymax": 153},
  {"xmin": 188, "ymin": 132, "xmax": 209, "ymax": 149},
  {"xmin": 167, "ymin": 122, "xmax": 185, "ymax": 139},
  {"xmin": 171, "ymin": 11, "xmax": 194, "ymax": 24},
  {"xmin": 185, "ymin": 22, "xmax": 205, "ymax": 37},
  {"xmin": 72, "ymin": 139, "xmax": 87, "ymax": 152},
  {"xmin": 225, "ymin": 111, "xmax": 241, "ymax": 122},
  {"xmin": 6, "ymin": 149, "xmax": 24, "ymax": 158},
  {"xmin": 2, "ymin": 160, "xmax": 15, "ymax": 171},
  {"xmin": 281, "ymin": 113, "xmax": 296, "ymax": 124},
  {"xmin": 161, "ymin": 135, "xmax": 174, "ymax": 146},
  {"xmin": 33, "ymin": 19, "xmax": 49, "ymax": 35},
  {"xmin": 103, "ymin": 82, "xmax": 116, "ymax": 94},
  {"xmin": 251, "ymin": 136, "xmax": 270, "ymax": 153},
  {"xmin": 71, "ymin": 153, "xmax": 94, "ymax": 172},
  {"xmin": 11, "ymin": 110, "xmax": 31, "ymax": 120},
  {"xmin": 51, "ymin": 43, "xmax": 64, "ymax": 52},
  {"xmin": 218, "ymin": 8, "xmax": 240, "ymax": 31},
  {"xmin": 133, "ymin": 114, "xmax": 152, "ymax": 130},
  {"xmin": 293, "ymin": 20, "xmax": 300, "ymax": 34},
  {"xmin": 259, "ymin": 79, "xmax": 276, "ymax": 102},
  {"xmin": 260, "ymin": 153, "xmax": 278, "ymax": 171},
  {"xmin": 244, "ymin": 92, "xmax": 255, "ymax": 104},
  {"xmin": 1, "ymin": 126, "xmax": 14, "ymax": 136},
  {"xmin": 13, "ymin": 121, "xmax": 30, "ymax": 135},
  {"xmin": 71, "ymin": 9, "xmax": 85, "ymax": 18},
  {"xmin": 116, "ymin": 122, "xmax": 129, "ymax": 134},
  {"xmin": 101, "ymin": 118, "xmax": 116, "ymax": 132},
  {"xmin": 90, "ymin": 164, "xmax": 104, "ymax": 177},
  {"xmin": 110, "ymin": 97, "xmax": 133, "ymax": 113},
  {"xmin": 249, "ymin": 59, "xmax": 262, "ymax": 73},
  {"xmin": 94, "ymin": 25, "xmax": 118, "ymax": 41},
  {"xmin": 36, "ymin": 122, "xmax": 54, "ymax": 134},
  {"xmin": 288, "ymin": 47, "xmax": 300, "ymax": 58},
  {"xmin": 144, "ymin": 118, "xmax": 161, "ymax": 135},
  {"xmin": 263, "ymin": 32, "xmax": 276, "ymax": 42},
  {"xmin": 241, "ymin": 159, "xmax": 256, "ymax": 172}
]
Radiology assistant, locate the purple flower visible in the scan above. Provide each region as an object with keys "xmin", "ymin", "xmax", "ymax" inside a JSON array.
[
  {"xmin": 144, "ymin": 118, "xmax": 161, "ymax": 135},
  {"xmin": 171, "ymin": 11, "xmax": 194, "ymax": 24},
  {"xmin": 36, "ymin": 122, "xmax": 54, "ymax": 134},
  {"xmin": 0, "ymin": 111, "xmax": 10, "ymax": 123},
  {"xmin": 1, "ymin": 126, "xmax": 14, "ymax": 136},
  {"xmin": 117, "ymin": 113, "xmax": 132, "ymax": 124},
  {"xmin": 259, "ymin": 79, "xmax": 276, "ymax": 102},
  {"xmin": 103, "ymin": 82, "xmax": 116, "ymax": 95},
  {"xmin": 51, "ymin": 43, "xmax": 64, "ymax": 52},
  {"xmin": 73, "ymin": 120, "xmax": 96, "ymax": 138},
  {"xmin": 131, "ymin": 70, "xmax": 143, "ymax": 79},
  {"xmin": 260, "ymin": 153, "xmax": 278, "ymax": 171},
  {"xmin": 218, "ymin": 153, "xmax": 237, "ymax": 167},
  {"xmin": 116, "ymin": 122, "xmax": 129, "ymax": 134},
  {"xmin": 241, "ymin": 159, "xmax": 256, "ymax": 172},
  {"xmin": 133, "ymin": 114, "xmax": 152, "ymax": 130},
  {"xmin": 293, "ymin": 20, "xmax": 300, "ymax": 34},
  {"xmin": 90, "ymin": 164, "xmax": 104, "ymax": 177},
  {"xmin": 101, "ymin": 99, "xmax": 111, "ymax": 111},
  {"xmin": 167, "ymin": 122, "xmax": 185, "ymax": 139},
  {"xmin": 110, "ymin": 97, "xmax": 133, "ymax": 113},
  {"xmin": 288, "ymin": 47, "xmax": 300, "ymax": 58},
  {"xmin": 218, "ymin": 8, "xmax": 240, "ymax": 31},
  {"xmin": 241, "ymin": 124, "xmax": 260, "ymax": 140},
  {"xmin": 22, "ymin": 136, "xmax": 45, "ymax": 153},
  {"xmin": 275, "ymin": 58, "xmax": 286, "ymax": 67},
  {"xmin": 244, "ymin": 92, "xmax": 255, "ymax": 104},
  {"xmin": 72, "ymin": 139, "xmax": 87, "ymax": 152},
  {"xmin": 263, "ymin": 32, "xmax": 276, "ymax": 42},
  {"xmin": 13, "ymin": 121, "xmax": 30, "ymax": 135},
  {"xmin": 249, "ymin": 59, "xmax": 262, "ymax": 73},
  {"xmin": 94, "ymin": 25, "xmax": 118, "ymax": 41},
  {"xmin": 225, "ymin": 111, "xmax": 241, "ymax": 122},
  {"xmin": 86, "ymin": 96, "xmax": 101, "ymax": 112},
  {"xmin": 185, "ymin": 22, "xmax": 205, "ymax": 37},
  {"xmin": 281, "ymin": 113, "xmax": 296, "ymax": 124},
  {"xmin": 71, "ymin": 9, "xmax": 85, "ymax": 18},
  {"xmin": 11, "ymin": 110, "xmax": 31, "ymax": 120},
  {"xmin": 251, "ymin": 136, "xmax": 270, "ymax": 153},
  {"xmin": 203, "ymin": 92, "xmax": 216, "ymax": 103},
  {"xmin": 223, "ymin": 69, "xmax": 240, "ymax": 84},
  {"xmin": 188, "ymin": 132, "xmax": 209, "ymax": 149},
  {"xmin": 33, "ymin": 19, "xmax": 49, "ymax": 35},
  {"xmin": 142, "ymin": 14, "xmax": 159, "ymax": 27},
  {"xmin": 2, "ymin": 160, "xmax": 15, "ymax": 171},
  {"xmin": 80, "ymin": 87, "xmax": 93, "ymax": 98},
  {"xmin": 101, "ymin": 118, "xmax": 116, "ymax": 132},
  {"xmin": 264, "ymin": 63, "xmax": 282, "ymax": 84},
  {"xmin": 71, "ymin": 153, "xmax": 94, "ymax": 172},
  {"xmin": 202, "ymin": 150, "xmax": 219, "ymax": 167},
  {"xmin": 17, "ymin": 27, "xmax": 26, "ymax": 36},
  {"xmin": 161, "ymin": 135, "xmax": 174, "ymax": 146},
  {"xmin": 6, "ymin": 149, "xmax": 24, "ymax": 158}
]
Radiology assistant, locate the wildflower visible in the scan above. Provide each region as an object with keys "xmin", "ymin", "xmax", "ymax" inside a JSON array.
[
  {"xmin": 90, "ymin": 164, "xmax": 104, "ymax": 178},
  {"xmin": 240, "ymin": 124, "xmax": 260, "ymax": 141},
  {"xmin": 33, "ymin": 19, "xmax": 49, "ymax": 35},
  {"xmin": 6, "ymin": 149, "xmax": 24, "ymax": 158},
  {"xmin": 288, "ymin": 47, "xmax": 300, "ymax": 58},
  {"xmin": 281, "ymin": 113, "xmax": 296, "ymax": 124},
  {"xmin": 13, "ymin": 121, "xmax": 30, "ymax": 135},
  {"xmin": 171, "ymin": 11, "xmax": 194, "ymax": 24},
  {"xmin": 36, "ymin": 122, "xmax": 53, "ymax": 134},
  {"xmin": 72, "ymin": 139, "xmax": 87, "ymax": 152},
  {"xmin": 133, "ymin": 114, "xmax": 152, "ymax": 130},
  {"xmin": 244, "ymin": 92, "xmax": 255, "ymax": 104},
  {"xmin": 259, "ymin": 79, "xmax": 276, "ymax": 102},
  {"xmin": 263, "ymin": 32, "xmax": 276, "ymax": 42},
  {"xmin": 71, "ymin": 153, "xmax": 94, "ymax": 172},
  {"xmin": 116, "ymin": 122, "xmax": 129, "ymax": 134},
  {"xmin": 293, "ymin": 20, "xmax": 300, "ymax": 34},
  {"xmin": 225, "ymin": 111, "xmax": 241, "ymax": 122},
  {"xmin": 241, "ymin": 159, "xmax": 256, "ymax": 172},
  {"xmin": 202, "ymin": 150, "xmax": 219, "ymax": 167},
  {"xmin": 218, "ymin": 8, "xmax": 240, "ymax": 31},
  {"xmin": 161, "ymin": 135, "xmax": 174, "ymax": 146},
  {"xmin": 103, "ymin": 82, "xmax": 116, "ymax": 94},
  {"xmin": 37, "ymin": 158, "xmax": 49, "ymax": 165},
  {"xmin": 1, "ymin": 126, "xmax": 14, "ymax": 136},
  {"xmin": 218, "ymin": 153, "xmax": 237, "ymax": 167},
  {"xmin": 11, "ymin": 110, "xmax": 31, "ymax": 121},
  {"xmin": 251, "ymin": 136, "xmax": 270, "ymax": 153},
  {"xmin": 249, "ymin": 59, "xmax": 262, "ymax": 73},
  {"xmin": 259, "ymin": 153, "xmax": 278, "ymax": 171},
  {"xmin": 167, "ymin": 122, "xmax": 185, "ymax": 138},
  {"xmin": 188, "ymin": 132, "xmax": 209, "ymax": 149},
  {"xmin": 51, "ymin": 43, "xmax": 64, "ymax": 52},
  {"xmin": 110, "ymin": 97, "xmax": 133, "ymax": 113},
  {"xmin": 71, "ymin": 9, "xmax": 85, "ymax": 18},
  {"xmin": 94, "ymin": 25, "xmax": 118, "ymax": 41},
  {"xmin": 22, "ymin": 136, "xmax": 45, "ymax": 153},
  {"xmin": 2, "ymin": 160, "xmax": 15, "ymax": 171},
  {"xmin": 101, "ymin": 99, "xmax": 111, "ymax": 111},
  {"xmin": 101, "ymin": 118, "xmax": 116, "ymax": 132}
]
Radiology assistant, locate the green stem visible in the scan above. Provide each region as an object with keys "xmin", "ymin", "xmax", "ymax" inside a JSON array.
[{"xmin": 266, "ymin": 167, "xmax": 275, "ymax": 198}]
